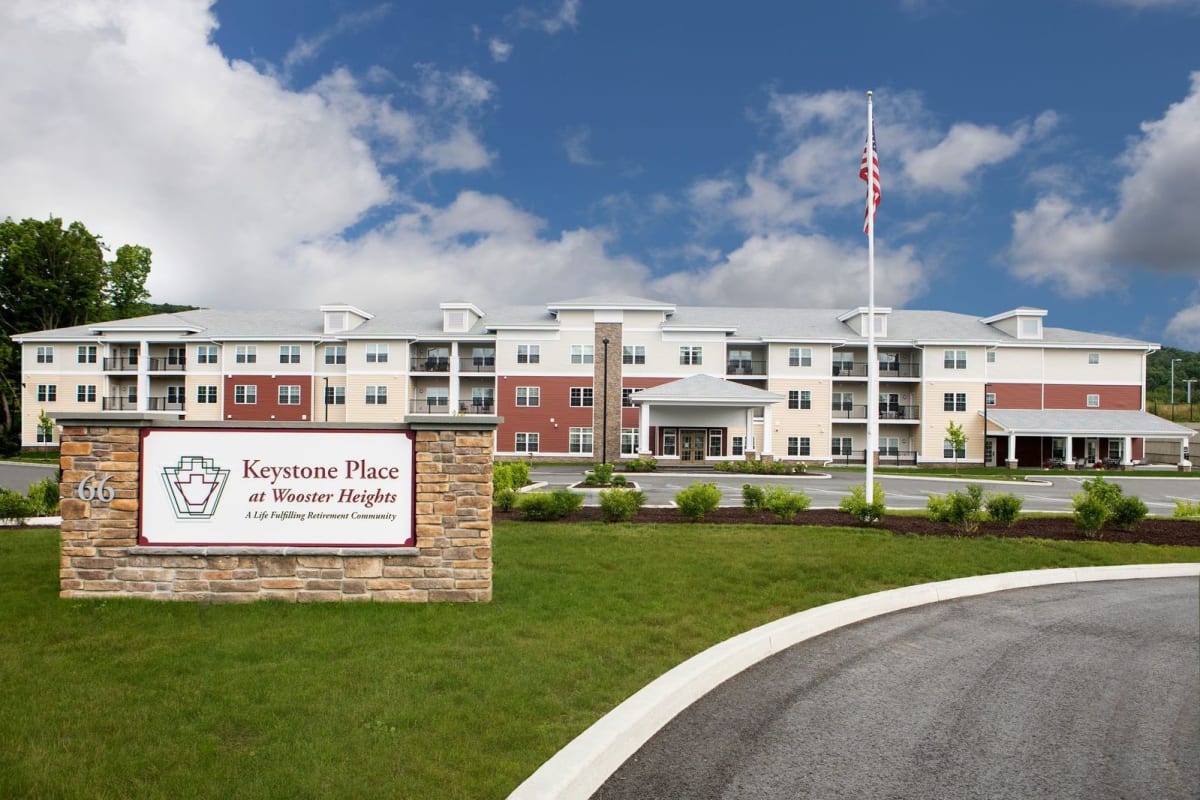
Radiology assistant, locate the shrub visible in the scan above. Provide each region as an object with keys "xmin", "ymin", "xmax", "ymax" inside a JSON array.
[
  {"xmin": 493, "ymin": 461, "xmax": 530, "ymax": 493},
  {"xmin": 0, "ymin": 488, "xmax": 36, "ymax": 523},
  {"xmin": 742, "ymin": 483, "xmax": 766, "ymax": 512},
  {"xmin": 591, "ymin": 463, "xmax": 615, "ymax": 485},
  {"xmin": 609, "ymin": 474, "xmax": 628, "ymax": 488},
  {"xmin": 599, "ymin": 489, "xmax": 645, "ymax": 522},
  {"xmin": 493, "ymin": 487, "xmax": 518, "ymax": 512},
  {"xmin": 1072, "ymin": 495, "xmax": 1109, "ymax": 537},
  {"xmin": 1110, "ymin": 495, "xmax": 1148, "ymax": 531},
  {"xmin": 839, "ymin": 482, "xmax": 886, "ymax": 524},
  {"xmin": 762, "ymin": 485, "xmax": 811, "ymax": 522},
  {"xmin": 985, "ymin": 492, "xmax": 1023, "ymax": 526},
  {"xmin": 927, "ymin": 484, "xmax": 984, "ymax": 534},
  {"xmin": 675, "ymin": 482, "xmax": 722, "ymax": 521},
  {"xmin": 515, "ymin": 488, "xmax": 583, "ymax": 521},
  {"xmin": 1174, "ymin": 499, "xmax": 1200, "ymax": 519},
  {"xmin": 625, "ymin": 457, "xmax": 657, "ymax": 472}
]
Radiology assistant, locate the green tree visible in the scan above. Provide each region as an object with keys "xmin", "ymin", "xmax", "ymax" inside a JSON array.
[
  {"xmin": 946, "ymin": 420, "xmax": 967, "ymax": 474},
  {"xmin": 104, "ymin": 244, "xmax": 153, "ymax": 320}
]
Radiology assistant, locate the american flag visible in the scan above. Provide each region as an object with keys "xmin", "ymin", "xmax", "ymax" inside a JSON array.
[{"xmin": 859, "ymin": 122, "xmax": 880, "ymax": 234}]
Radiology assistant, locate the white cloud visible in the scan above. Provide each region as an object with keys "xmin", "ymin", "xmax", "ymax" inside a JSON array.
[
  {"xmin": 903, "ymin": 122, "xmax": 1028, "ymax": 193},
  {"xmin": 282, "ymin": 4, "xmax": 392, "ymax": 79},
  {"xmin": 563, "ymin": 127, "xmax": 600, "ymax": 166},
  {"xmin": 1009, "ymin": 72, "xmax": 1200, "ymax": 295},
  {"xmin": 1164, "ymin": 304, "xmax": 1200, "ymax": 348},
  {"xmin": 650, "ymin": 232, "xmax": 928, "ymax": 308},
  {"xmin": 488, "ymin": 37, "xmax": 513, "ymax": 62}
]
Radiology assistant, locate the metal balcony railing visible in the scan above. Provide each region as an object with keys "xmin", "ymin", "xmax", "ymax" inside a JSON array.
[
  {"xmin": 459, "ymin": 356, "xmax": 496, "ymax": 372},
  {"xmin": 147, "ymin": 397, "xmax": 185, "ymax": 411},
  {"xmin": 411, "ymin": 356, "xmax": 451, "ymax": 372},
  {"xmin": 408, "ymin": 399, "xmax": 451, "ymax": 414},
  {"xmin": 829, "ymin": 449, "xmax": 867, "ymax": 464},
  {"xmin": 878, "ymin": 405, "xmax": 920, "ymax": 420},
  {"xmin": 726, "ymin": 359, "xmax": 767, "ymax": 376},
  {"xmin": 147, "ymin": 357, "xmax": 186, "ymax": 371},
  {"xmin": 831, "ymin": 404, "xmax": 868, "ymax": 419},
  {"xmin": 102, "ymin": 397, "xmax": 137, "ymax": 410},
  {"xmin": 832, "ymin": 362, "xmax": 921, "ymax": 378},
  {"xmin": 102, "ymin": 357, "xmax": 138, "ymax": 371}
]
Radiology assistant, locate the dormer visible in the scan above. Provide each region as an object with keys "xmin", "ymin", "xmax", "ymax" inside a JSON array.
[
  {"xmin": 838, "ymin": 306, "xmax": 892, "ymax": 338},
  {"xmin": 981, "ymin": 307, "xmax": 1046, "ymax": 340},
  {"xmin": 320, "ymin": 304, "xmax": 373, "ymax": 335},
  {"xmin": 441, "ymin": 302, "xmax": 484, "ymax": 333}
]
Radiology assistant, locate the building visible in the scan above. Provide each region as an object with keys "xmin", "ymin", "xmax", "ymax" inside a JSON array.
[{"xmin": 14, "ymin": 295, "xmax": 1194, "ymax": 467}]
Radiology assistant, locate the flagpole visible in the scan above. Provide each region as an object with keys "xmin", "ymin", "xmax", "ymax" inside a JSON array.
[{"xmin": 865, "ymin": 91, "xmax": 878, "ymax": 503}]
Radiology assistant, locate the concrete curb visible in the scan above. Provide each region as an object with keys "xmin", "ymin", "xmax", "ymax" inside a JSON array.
[
  {"xmin": 506, "ymin": 563, "xmax": 1200, "ymax": 800},
  {"xmin": 0, "ymin": 515, "xmax": 62, "ymax": 527}
]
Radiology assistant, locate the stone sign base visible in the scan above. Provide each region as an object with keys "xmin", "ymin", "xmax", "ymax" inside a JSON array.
[{"xmin": 56, "ymin": 416, "xmax": 495, "ymax": 603}]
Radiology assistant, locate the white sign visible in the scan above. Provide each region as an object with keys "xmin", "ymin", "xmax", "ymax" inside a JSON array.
[{"xmin": 140, "ymin": 429, "xmax": 415, "ymax": 546}]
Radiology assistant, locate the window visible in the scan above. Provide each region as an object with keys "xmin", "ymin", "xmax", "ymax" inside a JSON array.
[
  {"xmin": 728, "ymin": 349, "xmax": 753, "ymax": 372},
  {"xmin": 125, "ymin": 385, "xmax": 137, "ymax": 403},
  {"xmin": 569, "ymin": 427, "xmax": 593, "ymax": 454},
  {"xmin": 788, "ymin": 390, "xmax": 800, "ymax": 409},
  {"xmin": 943, "ymin": 438, "xmax": 966, "ymax": 459},
  {"xmin": 471, "ymin": 348, "xmax": 495, "ymax": 368},
  {"xmin": 515, "ymin": 387, "xmax": 540, "ymax": 407},
  {"xmin": 166, "ymin": 386, "xmax": 186, "ymax": 405},
  {"xmin": 1020, "ymin": 318, "xmax": 1041, "ymax": 338},
  {"xmin": 1088, "ymin": 352, "xmax": 1100, "ymax": 365},
  {"xmin": 986, "ymin": 392, "xmax": 996, "ymax": 406},
  {"xmin": 789, "ymin": 347, "xmax": 812, "ymax": 367},
  {"xmin": 1051, "ymin": 437, "xmax": 1067, "ymax": 461},
  {"xmin": 76, "ymin": 385, "xmax": 96, "ymax": 403},
  {"xmin": 571, "ymin": 345, "xmax": 594, "ymax": 365},
  {"xmin": 833, "ymin": 352, "xmax": 854, "ymax": 376},
  {"xmin": 278, "ymin": 385, "xmax": 301, "ymax": 405},
  {"xmin": 708, "ymin": 430, "xmax": 723, "ymax": 457},
  {"xmin": 234, "ymin": 385, "xmax": 257, "ymax": 404},
  {"xmin": 517, "ymin": 344, "xmax": 540, "ymax": 364},
  {"xmin": 881, "ymin": 437, "xmax": 900, "ymax": 456},
  {"xmin": 622, "ymin": 387, "xmax": 642, "ymax": 407},
  {"xmin": 77, "ymin": 345, "xmax": 97, "ymax": 364},
  {"xmin": 366, "ymin": 344, "xmax": 388, "ymax": 364},
  {"xmin": 943, "ymin": 349, "xmax": 967, "ymax": 369},
  {"xmin": 36, "ymin": 346, "xmax": 53, "ymax": 364},
  {"xmin": 235, "ymin": 346, "xmax": 256, "ymax": 364},
  {"xmin": 1108, "ymin": 438, "xmax": 1124, "ymax": 459},
  {"xmin": 167, "ymin": 347, "xmax": 185, "ymax": 366},
  {"xmin": 1087, "ymin": 393, "xmax": 1100, "ymax": 408},
  {"xmin": 37, "ymin": 384, "xmax": 56, "ymax": 402},
  {"xmin": 324, "ymin": 345, "xmax": 346, "ymax": 365},
  {"xmin": 197, "ymin": 345, "xmax": 218, "ymax": 364},
  {"xmin": 832, "ymin": 392, "xmax": 854, "ymax": 412},
  {"xmin": 515, "ymin": 432, "xmax": 540, "ymax": 452},
  {"xmin": 943, "ymin": 392, "xmax": 967, "ymax": 412},
  {"xmin": 621, "ymin": 428, "xmax": 640, "ymax": 456},
  {"xmin": 662, "ymin": 429, "xmax": 677, "ymax": 456},
  {"xmin": 426, "ymin": 388, "xmax": 448, "ymax": 407},
  {"xmin": 570, "ymin": 387, "xmax": 593, "ymax": 407},
  {"xmin": 800, "ymin": 390, "xmax": 811, "ymax": 410},
  {"xmin": 786, "ymin": 437, "xmax": 811, "ymax": 457},
  {"xmin": 197, "ymin": 385, "xmax": 217, "ymax": 404},
  {"xmin": 679, "ymin": 346, "xmax": 703, "ymax": 365},
  {"xmin": 731, "ymin": 436, "xmax": 744, "ymax": 457},
  {"xmin": 879, "ymin": 353, "xmax": 899, "ymax": 373},
  {"xmin": 365, "ymin": 385, "xmax": 388, "ymax": 405},
  {"xmin": 832, "ymin": 437, "xmax": 852, "ymax": 456},
  {"xmin": 36, "ymin": 426, "xmax": 53, "ymax": 444},
  {"xmin": 986, "ymin": 351, "xmax": 996, "ymax": 364},
  {"xmin": 325, "ymin": 386, "xmax": 345, "ymax": 405},
  {"xmin": 275, "ymin": 345, "xmax": 299, "ymax": 364},
  {"xmin": 470, "ymin": 388, "xmax": 494, "ymax": 410},
  {"xmin": 623, "ymin": 345, "xmax": 645, "ymax": 365}
]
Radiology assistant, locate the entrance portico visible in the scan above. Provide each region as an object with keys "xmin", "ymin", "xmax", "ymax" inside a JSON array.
[
  {"xmin": 982, "ymin": 409, "xmax": 1195, "ymax": 470},
  {"xmin": 631, "ymin": 374, "xmax": 783, "ymax": 460}
]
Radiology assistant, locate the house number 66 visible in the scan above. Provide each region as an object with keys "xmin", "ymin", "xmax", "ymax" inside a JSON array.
[{"xmin": 76, "ymin": 473, "xmax": 115, "ymax": 504}]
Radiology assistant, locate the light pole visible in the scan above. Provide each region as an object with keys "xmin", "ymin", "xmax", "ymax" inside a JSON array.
[
  {"xmin": 601, "ymin": 337, "xmax": 610, "ymax": 464},
  {"xmin": 1171, "ymin": 358, "xmax": 1182, "ymax": 412},
  {"xmin": 1187, "ymin": 378, "xmax": 1198, "ymax": 422}
]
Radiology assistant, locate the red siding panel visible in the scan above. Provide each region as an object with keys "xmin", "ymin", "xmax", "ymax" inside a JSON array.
[
  {"xmin": 222, "ymin": 375, "xmax": 313, "ymax": 421},
  {"xmin": 1044, "ymin": 384, "xmax": 1141, "ymax": 410},
  {"xmin": 496, "ymin": 376, "xmax": 595, "ymax": 453}
]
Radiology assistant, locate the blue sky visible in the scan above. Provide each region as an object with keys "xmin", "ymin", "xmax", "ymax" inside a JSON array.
[{"xmin": 2, "ymin": 0, "xmax": 1199, "ymax": 346}]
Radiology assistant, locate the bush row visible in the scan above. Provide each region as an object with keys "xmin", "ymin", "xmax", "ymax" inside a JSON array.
[
  {"xmin": 0, "ymin": 477, "xmax": 61, "ymax": 523},
  {"xmin": 714, "ymin": 460, "xmax": 808, "ymax": 475}
]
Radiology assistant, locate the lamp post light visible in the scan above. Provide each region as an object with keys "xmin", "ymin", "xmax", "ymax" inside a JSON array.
[
  {"xmin": 601, "ymin": 337, "xmax": 610, "ymax": 465},
  {"xmin": 1171, "ymin": 358, "xmax": 1183, "ymax": 413}
]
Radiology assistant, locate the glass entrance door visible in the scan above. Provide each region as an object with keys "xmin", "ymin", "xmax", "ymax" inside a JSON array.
[{"xmin": 680, "ymin": 430, "xmax": 707, "ymax": 462}]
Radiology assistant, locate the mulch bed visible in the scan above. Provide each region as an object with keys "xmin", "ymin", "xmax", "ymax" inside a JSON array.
[{"xmin": 494, "ymin": 507, "xmax": 1200, "ymax": 548}]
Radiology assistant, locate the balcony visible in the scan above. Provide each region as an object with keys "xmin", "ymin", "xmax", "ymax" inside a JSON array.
[
  {"xmin": 832, "ymin": 404, "xmax": 868, "ymax": 420},
  {"xmin": 102, "ymin": 357, "xmax": 138, "ymax": 372},
  {"xmin": 147, "ymin": 357, "xmax": 186, "ymax": 372},
  {"xmin": 408, "ymin": 399, "xmax": 496, "ymax": 415},
  {"xmin": 726, "ymin": 359, "xmax": 767, "ymax": 376},
  {"xmin": 411, "ymin": 356, "xmax": 451, "ymax": 373},
  {"xmin": 832, "ymin": 362, "xmax": 921, "ymax": 378},
  {"xmin": 879, "ymin": 405, "xmax": 920, "ymax": 421},
  {"xmin": 102, "ymin": 397, "xmax": 137, "ymax": 410},
  {"xmin": 828, "ymin": 450, "xmax": 917, "ymax": 466},
  {"xmin": 459, "ymin": 355, "xmax": 496, "ymax": 372},
  {"xmin": 148, "ymin": 397, "xmax": 185, "ymax": 411}
]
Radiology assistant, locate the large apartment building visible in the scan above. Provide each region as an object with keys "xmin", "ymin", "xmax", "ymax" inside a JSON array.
[{"xmin": 14, "ymin": 295, "xmax": 1194, "ymax": 467}]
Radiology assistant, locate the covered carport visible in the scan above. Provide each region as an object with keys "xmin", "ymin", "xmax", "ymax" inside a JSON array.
[{"xmin": 983, "ymin": 409, "xmax": 1195, "ymax": 470}]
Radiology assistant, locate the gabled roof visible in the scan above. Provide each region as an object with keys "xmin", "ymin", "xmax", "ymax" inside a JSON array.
[
  {"xmin": 631, "ymin": 374, "xmax": 784, "ymax": 405},
  {"xmin": 985, "ymin": 409, "xmax": 1194, "ymax": 438},
  {"xmin": 545, "ymin": 295, "xmax": 676, "ymax": 313}
]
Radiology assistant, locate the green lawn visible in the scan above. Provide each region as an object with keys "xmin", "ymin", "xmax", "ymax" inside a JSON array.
[{"xmin": 2, "ymin": 523, "xmax": 1198, "ymax": 799}]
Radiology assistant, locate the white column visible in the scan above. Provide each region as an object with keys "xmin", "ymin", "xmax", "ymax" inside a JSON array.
[
  {"xmin": 761, "ymin": 405, "xmax": 774, "ymax": 456},
  {"xmin": 1007, "ymin": 432, "xmax": 1016, "ymax": 465},
  {"xmin": 1122, "ymin": 435, "xmax": 1133, "ymax": 466},
  {"xmin": 638, "ymin": 403, "xmax": 652, "ymax": 455},
  {"xmin": 745, "ymin": 407, "xmax": 755, "ymax": 455},
  {"xmin": 448, "ymin": 342, "xmax": 460, "ymax": 412},
  {"xmin": 1064, "ymin": 434, "xmax": 1074, "ymax": 468},
  {"xmin": 1180, "ymin": 436, "xmax": 1190, "ymax": 466},
  {"xmin": 137, "ymin": 340, "xmax": 150, "ymax": 412}
]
